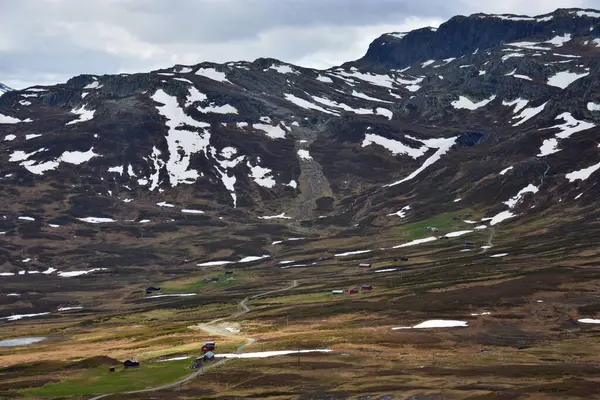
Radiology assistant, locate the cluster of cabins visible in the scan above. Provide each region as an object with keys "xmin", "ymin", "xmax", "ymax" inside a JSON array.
[{"xmin": 331, "ymin": 284, "xmax": 373, "ymax": 295}]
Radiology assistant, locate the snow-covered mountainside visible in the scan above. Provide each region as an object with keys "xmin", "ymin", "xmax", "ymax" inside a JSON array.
[{"xmin": 1, "ymin": 7, "xmax": 600, "ymax": 275}]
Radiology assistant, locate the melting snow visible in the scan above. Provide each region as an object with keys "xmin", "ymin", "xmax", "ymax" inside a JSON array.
[
  {"xmin": 337, "ymin": 69, "xmax": 395, "ymax": 88},
  {"xmin": 279, "ymin": 260, "xmax": 296, "ymax": 265},
  {"xmin": 503, "ymin": 98, "xmax": 529, "ymax": 114},
  {"xmin": 254, "ymin": 123, "xmax": 286, "ymax": 139},
  {"xmin": 258, "ymin": 213, "xmax": 292, "ymax": 220},
  {"xmin": 146, "ymin": 293, "xmax": 196, "ymax": 299},
  {"xmin": 66, "ymin": 105, "xmax": 95, "ymax": 125},
  {"xmin": 312, "ymin": 95, "xmax": 372, "ymax": 114},
  {"xmin": 579, "ymin": 318, "xmax": 600, "ymax": 324},
  {"xmin": 216, "ymin": 349, "xmax": 332, "ymax": 359},
  {"xmin": 58, "ymin": 268, "xmax": 107, "ymax": 277},
  {"xmin": 77, "ymin": 217, "xmax": 116, "ymax": 223},
  {"xmin": 198, "ymin": 103, "xmax": 238, "ymax": 114},
  {"xmin": 588, "ymin": 102, "xmax": 600, "ymax": 111},
  {"xmin": 247, "ymin": 161, "xmax": 276, "ymax": 188},
  {"xmin": 334, "ymin": 250, "xmax": 372, "ymax": 257},
  {"xmin": 547, "ymin": 71, "xmax": 589, "ymax": 89},
  {"xmin": 284, "ymin": 93, "xmax": 338, "ymax": 115},
  {"xmin": 25, "ymin": 134, "xmax": 42, "ymax": 140},
  {"xmin": 2, "ymin": 312, "xmax": 51, "ymax": 321},
  {"xmin": 196, "ymin": 68, "xmax": 231, "ymax": 83},
  {"xmin": 394, "ymin": 320, "xmax": 468, "ymax": 330},
  {"xmin": 108, "ymin": 166, "xmax": 123, "ymax": 175},
  {"xmin": 352, "ymin": 90, "xmax": 392, "ymax": 103},
  {"xmin": 452, "ymin": 95, "xmax": 496, "ymax": 110},
  {"xmin": 474, "ymin": 225, "xmax": 488, "ymax": 230},
  {"xmin": 489, "ymin": 211, "xmax": 516, "ymax": 225},
  {"xmin": 392, "ymin": 237, "xmax": 437, "ymax": 248},
  {"xmin": 197, "ymin": 260, "xmax": 234, "ymax": 266},
  {"xmin": 565, "ymin": 161, "xmax": 600, "ymax": 182},
  {"xmin": 238, "ymin": 255, "xmax": 270, "ymax": 263},
  {"xmin": 385, "ymin": 136, "xmax": 458, "ymax": 187},
  {"xmin": 157, "ymin": 201, "xmax": 175, "ymax": 208},
  {"xmin": 83, "ymin": 80, "xmax": 102, "ymax": 90},
  {"xmin": 57, "ymin": 306, "xmax": 83, "ymax": 311},
  {"xmin": 316, "ymin": 75, "xmax": 333, "ymax": 83},
  {"xmin": 388, "ymin": 205, "xmax": 411, "ymax": 218},
  {"xmin": 269, "ymin": 64, "xmax": 298, "ymax": 74},
  {"xmin": 182, "ymin": 209, "xmax": 204, "ymax": 214},
  {"xmin": 499, "ymin": 166, "xmax": 514, "ymax": 175},
  {"xmin": 421, "ymin": 60, "xmax": 436, "ymax": 68},
  {"xmin": 1, "ymin": 113, "xmax": 31, "ymax": 124},
  {"xmin": 513, "ymin": 102, "xmax": 548, "ymax": 126},
  {"xmin": 538, "ymin": 113, "xmax": 596, "ymax": 156},
  {"xmin": 504, "ymin": 184, "xmax": 539, "ymax": 208},
  {"xmin": 490, "ymin": 253, "xmax": 508, "ymax": 258},
  {"xmin": 4, "ymin": 134, "xmax": 16, "ymax": 141},
  {"xmin": 19, "ymin": 216, "xmax": 35, "ymax": 221},
  {"xmin": 151, "ymin": 89, "xmax": 210, "ymax": 187},
  {"xmin": 362, "ymin": 134, "xmax": 428, "ymax": 158},
  {"xmin": 443, "ymin": 230, "xmax": 474, "ymax": 238},
  {"xmin": 375, "ymin": 268, "xmax": 399, "ymax": 273},
  {"xmin": 157, "ymin": 356, "xmax": 190, "ymax": 362},
  {"xmin": 376, "ymin": 108, "xmax": 393, "ymax": 119},
  {"xmin": 297, "ymin": 149, "xmax": 312, "ymax": 160}
]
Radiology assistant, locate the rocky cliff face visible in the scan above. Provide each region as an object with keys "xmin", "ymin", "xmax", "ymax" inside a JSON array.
[{"xmin": 0, "ymin": 8, "xmax": 599, "ymax": 277}]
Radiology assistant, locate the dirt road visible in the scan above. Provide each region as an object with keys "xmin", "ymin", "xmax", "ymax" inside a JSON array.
[{"xmin": 89, "ymin": 280, "xmax": 298, "ymax": 400}]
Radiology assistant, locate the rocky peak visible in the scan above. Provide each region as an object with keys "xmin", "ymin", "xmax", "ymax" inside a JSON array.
[{"xmin": 351, "ymin": 8, "xmax": 600, "ymax": 70}]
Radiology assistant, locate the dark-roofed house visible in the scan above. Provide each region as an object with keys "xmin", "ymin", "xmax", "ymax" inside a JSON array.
[
  {"xmin": 361, "ymin": 284, "xmax": 373, "ymax": 291},
  {"xmin": 123, "ymin": 359, "xmax": 140, "ymax": 368}
]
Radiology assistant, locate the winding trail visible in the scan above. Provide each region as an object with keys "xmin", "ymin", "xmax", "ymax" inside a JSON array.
[{"xmin": 89, "ymin": 280, "xmax": 298, "ymax": 400}]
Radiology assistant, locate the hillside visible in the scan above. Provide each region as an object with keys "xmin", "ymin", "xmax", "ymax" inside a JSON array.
[{"xmin": 2, "ymin": 8, "xmax": 600, "ymax": 399}]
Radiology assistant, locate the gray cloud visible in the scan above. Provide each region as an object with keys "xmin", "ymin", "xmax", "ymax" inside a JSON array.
[{"xmin": 0, "ymin": 0, "xmax": 595, "ymax": 88}]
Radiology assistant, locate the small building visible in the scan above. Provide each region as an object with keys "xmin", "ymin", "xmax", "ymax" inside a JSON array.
[
  {"xmin": 123, "ymin": 359, "xmax": 140, "ymax": 368},
  {"xmin": 224, "ymin": 270, "xmax": 234, "ymax": 275},
  {"xmin": 464, "ymin": 241, "xmax": 475, "ymax": 248},
  {"xmin": 201, "ymin": 341, "xmax": 216, "ymax": 353},
  {"xmin": 358, "ymin": 263, "xmax": 371, "ymax": 269},
  {"xmin": 203, "ymin": 351, "xmax": 215, "ymax": 361},
  {"xmin": 331, "ymin": 289, "xmax": 344, "ymax": 294},
  {"xmin": 145, "ymin": 286, "xmax": 161, "ymax": 295},
  {"xmin": 361, "ymin": 284, "xmax": 373, "ymax": 291},
  {"xmin": 348, "ymin": 287, "xmax": 359, "ymax": 294},
  {"xmin": 203, "ymin": 277, "xmax": 219, "ymax": 284},
  {"xmin": 400, "ymin": 257, "xmax": 409, "ymax": 261}
]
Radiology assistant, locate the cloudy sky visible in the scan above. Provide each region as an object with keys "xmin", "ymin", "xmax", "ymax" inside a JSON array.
[{"xmin": 0, "ymin": 0, "xmax": 596, "ymax": 88}]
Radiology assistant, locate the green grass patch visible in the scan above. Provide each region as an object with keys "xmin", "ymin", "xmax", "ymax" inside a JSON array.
[
  {"xmin": 389, "ymin": 212, "xmax": 462, "ymax": 240},
  {"xmin": 24, "ymin": 359, "xmax": 193, "ymax": 397},
  {"xmin": 161, "ymin": 271, "xmax": 249, "ymax": 293}
]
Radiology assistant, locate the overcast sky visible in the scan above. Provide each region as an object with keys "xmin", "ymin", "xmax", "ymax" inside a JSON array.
[{"xmin": 0, "ymin": 0, "xmax": 596, "ymax": 89}]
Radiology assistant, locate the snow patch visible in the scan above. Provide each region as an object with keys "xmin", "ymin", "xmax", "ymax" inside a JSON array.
[
  {"xmin": 499, "ymin": 166, "xmax": 514, "ymax": 175},
  {"xmin": 388, "ymin": 205, "xmax": 411, "ymax": 218},
  {"xmin": 451, "ymin": 95, "xmax": 496, "ymax": 110},
  {"xmin": 392, "ymin": 237, "xmax": 437, "ymax": 249},
  {"xmin": 66, "ymin": 105, "xmax": 95, "ymax": 125},
  {"xmin": 547, "ymin": 71, "xmax": 589, "ymax": 89},
  {"xmin": 297, "ymin": 149, "xmax": 312, "ymax": 160},
  {"xmin": 77, "ymin": 217, "xmax": 116, "ymax": 224},
  {"xmin": 195, "ymin": 68, "xmax": 231, "ymax": 83},
  {"xmin": 334, "ymin": 250, "xmax": 372, "ymax": 257},
  {"xmin": 503, "ymin": 184, "xmax": 539, "ymax": 208},
  {"xmin": 565, "ymin": 161, "xmax": 600, "ymax": 182}
]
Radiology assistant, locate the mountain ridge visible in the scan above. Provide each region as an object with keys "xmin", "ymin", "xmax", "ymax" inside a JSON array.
[{"xmin": 0, "ymin": 7, "xmax": 599, "ymax": 277}]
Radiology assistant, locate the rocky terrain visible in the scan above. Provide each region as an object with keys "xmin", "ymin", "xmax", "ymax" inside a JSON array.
[{"xmin": 2, "ymin": 7, "xmax": 600, "ymax": 400}]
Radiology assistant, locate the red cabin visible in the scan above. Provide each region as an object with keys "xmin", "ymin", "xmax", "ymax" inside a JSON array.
[
  {"xmin": 361, "ymin": 284, "xmax": 373, "ymax": 291},
  {"xmin": 348, "ymin": 288, "xmax": 359, "ymax": 294},
  {"xmin": 358, "ymin": 263, "xmax": 371, "ymax": 269},
  {"xmin": 201, "ymin": 341, "xmax": 216, "ymax": 353}
]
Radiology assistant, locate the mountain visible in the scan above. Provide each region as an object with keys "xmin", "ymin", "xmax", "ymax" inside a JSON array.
[
  {"xmin": 0, "ymin": 83, "xmax": 12, "ymax": 97},
  {"xmin": 1, "ymin": 7, "xmax": 600, "ymax": 278}
]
